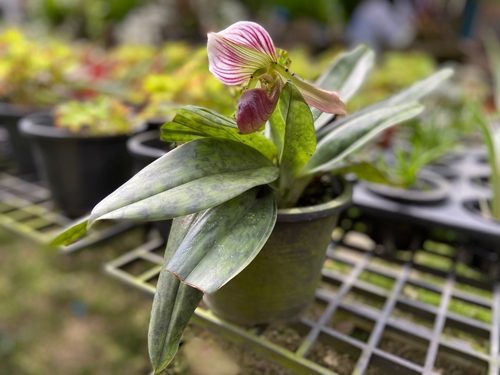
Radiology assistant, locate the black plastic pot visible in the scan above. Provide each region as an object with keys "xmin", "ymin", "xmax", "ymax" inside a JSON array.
[
  {"xmin": 0, "ymin": 102, "xmax": 43, "ymax": 174},
  {"xmin": 20, "ymin": 112, "xmax": 140, "ymax": 218},
  {"xmin": 127, "ymin": 130, "xmax": 173, "ymax": 241},
  {"xmin": 205, "ymin": 180, "xmax": 352, "ymax": 326}
]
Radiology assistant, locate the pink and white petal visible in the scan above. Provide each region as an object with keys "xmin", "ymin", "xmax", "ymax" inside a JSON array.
[
  {"xmin": 218, "ymin": 21, "xmax": 277, "ymax": 60},
  {"xmin": 207, "ymin": 33, "xmax": 272, "ymax": 85},
  {"xmin": 290, "ymin": 75, "xmax": 347, "ymax": 115},
  {"xmin": 207, "ymin": 21, "xmax": 278, "ymax": 86}
]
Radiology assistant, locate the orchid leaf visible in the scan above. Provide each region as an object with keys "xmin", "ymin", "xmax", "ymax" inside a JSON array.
[
  {"xmin": 88, "ymin": 138, "xmax": 279, "ymax": 225},
  {"xmin": 50, "ymin": 218, "xmax": 89, "ymax": 247},
  {"xmin": 149, "ymin": 186, "xmax": 276, "ymax": 372},
  {"xmin": 313, "ymin": 45, "xmax": 375, "ymax": 126},
  {"xmin": 316, "ymin": 68, "xmax": 454, "ymax": 138},
  {"xmin": 303, "ymin": 102, "xmax": 424, "ymax": 174},
  {"xmin": 161, "ymin": 106, "xmax": 277, "ymax": 160},
  {"xmin": 165, "ymin": 186, "xmax": 276, "ymax": 293},
  {"xmin": 148, "ymin": 215, "xmax": 203, "ymax": 374},
  {"xmin": 273, "ymin": 82, "xmax": 315, "ymax": 190}
]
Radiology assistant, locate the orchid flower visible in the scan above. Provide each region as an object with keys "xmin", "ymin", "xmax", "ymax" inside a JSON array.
[{"xmin": 207, "ymin": 21, "xmax": 347, "ymax": 133}]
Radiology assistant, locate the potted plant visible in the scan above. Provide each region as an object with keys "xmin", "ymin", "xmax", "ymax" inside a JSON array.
[
  {"xmin": 0, "ymin": 29, "xmax": 80, "ymax": 174},
  {"xmin": 20, "ymin": 96, "xmax": 143, "ymax": 218},
  {"xmin": 52, "ymin": 21, "xmax": 452, "ymax": 373}
]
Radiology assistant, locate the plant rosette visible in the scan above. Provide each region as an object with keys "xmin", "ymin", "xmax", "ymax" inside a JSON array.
[
  {"xmin": 51, "ymin": 21, "xmax": 452, "ymax": 373},
  {"xmin": 20, "ymin": 97, "xmax": 143, "ymax": 218}
]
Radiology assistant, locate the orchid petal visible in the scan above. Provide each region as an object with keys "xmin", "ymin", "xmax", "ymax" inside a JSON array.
[
  {"xmin": 236, "ymin": 88, "xmax": 279, "ymax": 133},
  {"xmin": 207, "ymin": 21, "xmax": 277, "ymax": 86},
  {"xmin": 290, "ymin": 74, "xmax": 347, "ymax": 115}
]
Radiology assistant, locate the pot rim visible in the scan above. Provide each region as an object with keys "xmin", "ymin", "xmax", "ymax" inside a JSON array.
[
  {"xmin": 277, "ymin": 179, "xmax": 352, "ymax": 222},
  {"xmin": 127, "ymin": 130, "xmax": 171, "ymax": 160},
  {"xmin": 364, "ymin": 169, "xmax": 450, "ymax": 205},
  {"xmin": 19, "ymin": 111, "xmax": 145, "ymax": 141}
]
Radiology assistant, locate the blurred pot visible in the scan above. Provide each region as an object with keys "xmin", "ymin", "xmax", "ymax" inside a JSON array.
[{"xmin": 20, "ymin": 112, "xmax": 141, "ymax": 218}]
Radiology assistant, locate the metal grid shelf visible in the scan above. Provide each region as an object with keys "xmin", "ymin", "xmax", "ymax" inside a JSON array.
[
  {"xmin": 105, "ymin": 225, "xmax": 499, "ymax": 375},
  {"xmin": 0, "ymin": 171, "xmax": 137, "ymax": 252}
]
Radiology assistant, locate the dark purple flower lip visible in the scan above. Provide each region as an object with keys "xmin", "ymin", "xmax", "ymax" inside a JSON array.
[{"xmin": 236, "ymin": 87, "xmax": 279, "ymax": 134}]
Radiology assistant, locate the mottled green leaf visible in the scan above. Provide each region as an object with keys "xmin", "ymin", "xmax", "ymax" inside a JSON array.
[
  {"xmin": 50, "ymin": 218, "xmax": 88, "ymax": 247},
  {"xmin": 88, "ymin": 138, "xmax": 279, "ymax": 225},
  {"xmin": 166, "ymin": 186, "xmax": 277, "ymax": 293},
  {"xmin": 271, "ymin": 83, "xmax": 315, "ymax": 189},
  {"xmin": 161, "ymin": 106, "xmax": 277, "ymax": 160},
  {"xmin": 304, "ymin": 102, "xmax": 424, "ymax": 174},
  {"xmin": 313, "ymin": 45, "xmax": 375, "ymax": 126},
  {"xmin": 316, "ymin": 68, "xmax": 454, "ymax": 139},
  {"xmin": 148, "ymin": 215, "xmax": 203, "ymax": 374}
]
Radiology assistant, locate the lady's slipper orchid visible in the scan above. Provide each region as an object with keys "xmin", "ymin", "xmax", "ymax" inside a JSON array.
[{"xmin": 207, "ymin": 21, "xmax": 346, "ymax": 133}]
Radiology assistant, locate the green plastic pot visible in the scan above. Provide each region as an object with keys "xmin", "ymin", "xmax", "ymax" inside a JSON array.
[{"xmin": 204, "ymin": 181, "xmax": 352, "ymax": 326}]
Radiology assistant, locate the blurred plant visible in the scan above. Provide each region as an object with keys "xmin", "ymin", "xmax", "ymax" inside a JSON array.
[
  {"xmin": 370, "ymin": 116, "xmax": 458, "ymax": 188},
  {"xmin": 241, "ymin": 0, "xmax": 343, "ymax": 25},
  {"xmin": 138, "ymin": 47, "xmax": 235, "ymax": 121},
  {"xmin": 351, "ymin": 60, "xmax": 488, "ymax": 189},
  {"xmin": 107, "ymin": 44, "xmax": 159, "ymax": 82},
  {"xmin": 286, "ymin": 47, "xmax": 341, "ymax": 81},
  {"xmin": 31, "ymin": 0, "xmax": 146, "ymax": 43},
  {"xmin": 159, "ymin": 42, "xmax": 193, "ymax": 72},
  {"xmin": 0, "ymin": 28, "xmax": 80, "ymax": 107},
  {"xmin": 54, "ymin": 96, "xmax": 136, "ymax": 136},
  {"xmin": 363, "ymin": 76, "xmax": 485, "ymax": 189}
]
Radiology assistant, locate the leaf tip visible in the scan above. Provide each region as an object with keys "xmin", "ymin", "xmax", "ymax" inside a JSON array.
[{"xmin": 49, "ymin": 218, "xmax": 89, "ymax": 247}]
